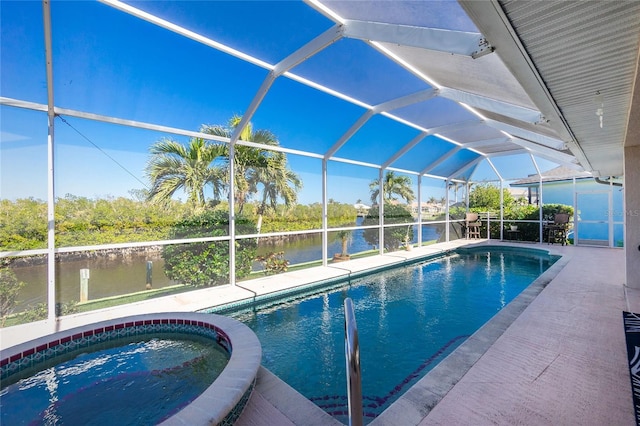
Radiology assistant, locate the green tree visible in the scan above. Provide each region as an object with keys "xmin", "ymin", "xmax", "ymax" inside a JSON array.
[
  {"xmin": 202, "ymin": 115, "xmax": 290, "ymax": 214},
  {"xmin": 469, "ymin": 184, "xmax": 514, "ymax": 211},
  {"xmin": 250, "ymin": 151, "xmax": 302, "ymax": 233},
  {"xmin": 362, "ymin": 203, "xmax": 414, "ymax": 252},
  {"xmin": 145, "ymin": 137, "xmax": 226, "ymax": 210},
  {"xmin": 369, "ymin": 171, "xmax": 415, "ymax": 205},
  {"xmin": 162, "ymin": 210, "xmax": 257, "ymax": 286},
  {"xmin": 0, "ymin": 198, "xmax": 47, "ymax": 250},
  {"xmin": 335, "ymin": 229, "xmax": 353, "ymax": 257},
  {"xmin": 0, "ymin": 267, "xmax": 25, "ymax": 326}
]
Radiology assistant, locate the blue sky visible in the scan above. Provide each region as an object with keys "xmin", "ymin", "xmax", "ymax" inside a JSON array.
[{"xmin": 1, "ymin": 0, "xmax": 556, "ymax": 205}]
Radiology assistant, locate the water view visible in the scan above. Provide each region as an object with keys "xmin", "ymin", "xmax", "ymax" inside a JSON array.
[{"xmin": 10, "ymin": 224, "xmax": 441, "ymax": 311}]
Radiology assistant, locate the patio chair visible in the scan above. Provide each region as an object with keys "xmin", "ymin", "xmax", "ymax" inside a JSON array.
[
  {"xmin": 544, "ymin": 213, "xmax": 570, "ymax": 245},
  {"xmin": 465, "ymin": 213, "xmax": 481, "ymax": 239}
]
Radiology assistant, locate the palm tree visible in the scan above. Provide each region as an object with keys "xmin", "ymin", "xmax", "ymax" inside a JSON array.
[
  {"xmin": 250, "ymin": 151, "xmax": 302, "ymax": 233},
  {"xmin": 369, "ymin": 171, "xmax": 415, "ymax": 205},
  {"xmin": 145, "ymin": 137, "xmax": 226, "ymax": 210},
  {"xmin": 202, "ymin": 115, "xmax": 282, "ymax": 214}
]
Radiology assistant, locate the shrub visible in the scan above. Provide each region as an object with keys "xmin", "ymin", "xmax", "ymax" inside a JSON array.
[
  {"xmin": 0, "ymin": 268, "xmax": 25, "ymax": 326},
  {"xmin": 13, "ymin": 301, "xmax": 78, "ymax": 325},
  {"xmin": 255, "ymin": 252, "xmax": 290, "ymax": 275},
  {"xmin": 162, "ymin": 210, "xmax": 257, "ymax": 286}
]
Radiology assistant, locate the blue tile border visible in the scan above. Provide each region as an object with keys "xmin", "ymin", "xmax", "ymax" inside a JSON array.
[{"xmin": 201, "ymin": 250, "xmax": 451, "ymax": 316}]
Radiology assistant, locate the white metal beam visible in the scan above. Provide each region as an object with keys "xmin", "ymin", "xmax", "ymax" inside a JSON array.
[
  {"xmin": 100, "ymin": 0, "xmax": 272, "ymax": 70},
  {"xmin": 509, "ymin": 136, "xmax": 578, "ymax": 164},
  {"xmin": 429, "ymin": 120, "xmax": 483, "ymax": 138},
  {"xmin": 486, "ymin": 157, "xmax": 503, "ymax": 181},
  {"xmin": 343, "ymin": 19, "xmax": 493, "ymax": 58},
  {"xmin": 448, "ymin": 156, "xmax": 484, "ymax": 180},
  {"xmin": 324, "ymin": 110, "xmax": 374, "ymax": 159},
  {"xmin": 439, "ymin": 87, "xmax": 543, "ymax": 123},
  {"xmin": 229, "ymin": 73, "xmax": 277, "ymax": 144},
  {"xmin": 372, "ymin": 89, "xmax": 438, "ymax": 113},
  {"xmin": 232, "ymin": 25, "xmax": 345, "ymax": 144},
  {"xmin": 420, "ymin": 146, "xmax": 462, "ymax": 175},
  {"xmin": 462, "ymin": 137, "xmax": 511, "ymax": 149},
  {"xmin": 274, "ymin": 25, "xmax": 344, "ymax": 76},
  {"xmin": 485, "ymin": 119, "xmax": 565, "ymax": 150},
  {"xmin": 381, "ymin": 131, "xmax": 428, "ymax": 168},
  {"xmin": 329, "ymin": 156, "xmax": 381, "ymax": 169},
  {"xmin": 485, "ymin": 148, "xmax": 529, "ymax": 158}
]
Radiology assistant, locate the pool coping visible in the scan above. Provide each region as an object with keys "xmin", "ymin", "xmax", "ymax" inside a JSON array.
[{"xmin": 0, "ymin": 312, "xmax": 262, "ymax": 426}]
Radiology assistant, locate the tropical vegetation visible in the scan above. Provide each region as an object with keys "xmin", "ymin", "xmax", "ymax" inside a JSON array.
[
  {"xmin": 162, "ymin": 210, "xmax": 257, "ymax": 286},
  {"xmin": 447, "ymin": 184, "xmax": 573, "ymax": 241},
  {"xmin": 363, "ymin": 173, "xmax": 416, "ymax": 251},
  {"xmin": 369, "ymin": 171, "xmax": 415, "ymax": 204},
  {"xmin": 362, "ymin": 203, "xmax": 414, "ymax": 251},
  {"xmin": 145, "ymin": 116, "xmax": 303, "ymax": 284},
  {"xmin": 0, "ymin": 267, "xmax": 25, "ymax": 326},
  {"xmin": 0, "ymin": 197, "xmax": 356, "ymax": 251}
]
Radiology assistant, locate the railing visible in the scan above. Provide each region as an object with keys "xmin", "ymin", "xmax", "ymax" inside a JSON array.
[{"xmin": 344, "ymin": 297, "xmax": 363, "ymax": 426}]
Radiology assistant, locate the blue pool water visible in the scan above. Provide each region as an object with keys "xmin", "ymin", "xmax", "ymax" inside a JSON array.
[
  {"xmin": 231, "ymin": 248, "xmax": 559, "ymax": 423},
  {"xmin": 0, "ymin": 335, "xmax": 229, "ymax": 425}
]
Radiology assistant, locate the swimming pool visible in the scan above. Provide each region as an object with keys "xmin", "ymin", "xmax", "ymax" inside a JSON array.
[{"xmin": 229, "ymin": 247, "xmax": 560, "ymax": 424}]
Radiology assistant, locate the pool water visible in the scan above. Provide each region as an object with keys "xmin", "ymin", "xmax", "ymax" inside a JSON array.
[
  {"xmin": 0, "ymin": 334, "xmax": 229, "ymax": 425},
  {"xmin": 231, "ymin": 248, "xmax": 558, "ymax": 423}
]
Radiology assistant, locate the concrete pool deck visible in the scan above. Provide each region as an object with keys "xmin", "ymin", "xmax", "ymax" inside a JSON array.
[{"xmin": 1, "ymin": 240, "xmax": 636, "ymax": 425}]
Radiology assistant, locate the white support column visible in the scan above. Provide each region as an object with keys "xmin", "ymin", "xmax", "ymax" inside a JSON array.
[
  {"xmin": 573, "ymin": 177, "xmax": 578, "ymax": 245},
  {"xmin": 530, "ymin": 155, "xmax": 543, "ymax": 244},
  {"xmin": 499, "ymin": 179, "xmax": 504, "ymax": 240},
  {"xmin": 539, "ymin": 177, "xmax": 544, "ymax": 243},
  {"xmin": 322, "ymin": 159, "xmax": 329, "ymax": 266},
  {"xmin": 445, "ymin": 179, "xmax": 450, "ymax": 242},
  {"xmin": 609, "ymin": 179, "xmax": 614, "ymax": 248},
  {"xmin": 417, "ymin": 175, "xmax": 423, "ymax": 246},
  {"xmin": 228, "ymin": 141, "xmax": 236, "ymax": 285},
  {"xmin": 43, "ymin": 0, "xmax": 56, "ymax": 321},
  {"xmin": 378, "ymin": 169, "xmax": 385, "ymax": 255}
]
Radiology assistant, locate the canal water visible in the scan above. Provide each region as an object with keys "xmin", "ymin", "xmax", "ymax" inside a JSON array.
[{"xmin": 10, "ymin": 224, "xmax": 441, "ymax": 311}]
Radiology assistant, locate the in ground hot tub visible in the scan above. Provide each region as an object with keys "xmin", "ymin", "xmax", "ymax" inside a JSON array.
[{"xmin": 0, "ymin": 312, "xmax": 261, "ymax": 425}]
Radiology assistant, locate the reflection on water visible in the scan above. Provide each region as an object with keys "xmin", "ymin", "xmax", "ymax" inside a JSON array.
[
  {"xmin": 11, "ymin": 224, "xmax": 440, "ymax": 311},
  {"xmin": 12, "ymin": 254, "xmax": 174, "ymax": 311}
]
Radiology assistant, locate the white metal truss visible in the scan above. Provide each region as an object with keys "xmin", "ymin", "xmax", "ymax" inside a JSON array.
[
  {"xmin": 230, "ymin": 24, "xmax": 345, "ymax": 144},
  {"xmin": 342, "ymin": 20, "xmax": 493, "ymax": 58},
  {"xmin": 99, "ymin": 0, "xmax": 582, "ymax": 183},
  {"xmin": 421, "ymin": 146, "xmax": 462, "ymax": 175},
  {"xmin": 448, "ymin": 156, "xmax": 484, "ymax": 180},
  {"xmin": 438, "ymin": 87, "xmax": 543, "ymax": 124},
  {"xmin": 485, "ymin": 119, "xmax": 565, "ymax": 150}
]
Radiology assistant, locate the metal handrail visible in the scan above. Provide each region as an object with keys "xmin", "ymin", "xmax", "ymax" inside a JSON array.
[{"xmin": 344, "ymin": 297, "xmax": 363, "ymax": 426}]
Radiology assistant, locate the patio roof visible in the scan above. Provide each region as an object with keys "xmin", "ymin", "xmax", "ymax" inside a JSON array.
[
  {"xmin": 101, "ymin": 0, "xmax": 637, "ymax": 179},
  {"xmin": 4, "ymin": 1, "xmax": 638, "ymax": 185}
]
